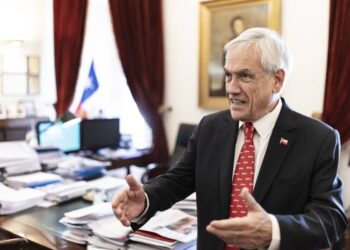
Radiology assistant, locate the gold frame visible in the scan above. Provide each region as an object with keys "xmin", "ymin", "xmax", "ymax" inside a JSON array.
[{"xmin": 198, "ymin": 0, "xmax": 281, "ymax": 109}]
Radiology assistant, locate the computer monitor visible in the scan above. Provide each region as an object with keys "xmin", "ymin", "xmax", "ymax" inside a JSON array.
[
  {"xmin": 80, "ymin": 118, "xmax": 120, "ymax": 151},
  {"xmin": 36, "ymin": 120, "xmax": 81, "ymax": 153}
]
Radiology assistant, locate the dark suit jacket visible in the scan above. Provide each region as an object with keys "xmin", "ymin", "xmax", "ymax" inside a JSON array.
[{"xmin": 137, "ymin": 100, "xmax": 348, "ymax": 250}]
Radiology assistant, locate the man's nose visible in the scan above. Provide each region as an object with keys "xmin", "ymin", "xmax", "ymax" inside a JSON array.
[{"xmin": 226, "ymin": 77, "xmax": 241, "ymax": 93}]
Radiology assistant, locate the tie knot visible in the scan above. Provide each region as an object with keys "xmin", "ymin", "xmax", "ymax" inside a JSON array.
[{"xmin": 243, "ymin": 122, "xmax": 254, "ymax": 140}]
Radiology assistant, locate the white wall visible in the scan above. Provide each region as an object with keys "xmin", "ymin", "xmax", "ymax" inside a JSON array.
[
  {"xmin": 0, "ymin": 0, "xmax": 56, "ymax": 119},
  {"xmin": 280, "ymin": 0, "xmax": 329, "ymax": 117},
  {"xmin": 0, "ymin": 0, "xmax": 44, "ymax": 42}
]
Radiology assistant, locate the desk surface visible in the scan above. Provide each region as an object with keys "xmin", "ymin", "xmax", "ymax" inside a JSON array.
[{"xmin": 0, "ymin": 198, "xmax": 89, "ymax": 249}]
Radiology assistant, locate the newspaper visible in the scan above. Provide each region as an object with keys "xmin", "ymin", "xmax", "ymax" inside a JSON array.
[{"xmin": 140, "ymin": 209, "xmax": 197, "ymax": 243}]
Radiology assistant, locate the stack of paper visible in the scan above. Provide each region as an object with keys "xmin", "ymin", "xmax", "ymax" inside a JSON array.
[
  {"xmin": 59, "ymin": 202, "xmax": 114, "ymax": 244},
  {"xmin": 83, "ymin": 176, "xmax": 128, "ymax": 203},
  {"xmin": 54, "ymin": 156, "xmax": 110, "ymax": 180},
  {"xmin": 129, "ymin": 209, "xmax": 197, "ymax": 250},
  {"xmin": 87, "ymin": 176, "xmax": 127, "ymax": 191},
  {"xmin": 0, "ymin": 141, "xmax": 41, "ymax": 176},
  {"xmin": 5, "ymin": 171, "xmax": 63, "ymax": 189},
  {"xmin": 172, "ymin": 192, "xmax": 197, "ymax": 216},
  {"xmin": 87, "ymin": 236, "xmax": 127, "ymax": 250},
  {"xmin": 0, "ymin": 183, "xmax": 45, "ymax": 214},
  {"xmin": 87, "ymin": 216, "xmax": 131, "ymax": 249},
  {"xmin": 37, "ymin": 180, "xmax": 89, "ymax": 203},
  {"xmin": 36, "ymin": 147, "xmax": 66, "ymax": 171}
]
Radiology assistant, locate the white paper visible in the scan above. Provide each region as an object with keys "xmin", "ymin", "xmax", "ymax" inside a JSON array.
[
  {"xmin": 0, "ymin": 141, "xmax": 38, "ymax": 162},
  {"xmin": 5, "ymin": 172, "xmax": 63, "ymax": 188},
  {"xmin": 141, "ymin": 209, "xmax": 197, "ymax": 243},
  {"xmin": 87, "ymin": 176, "xmax": 127, "ymax": 191},
  {"xmin": 88, "ymin": 216, "xmax": 131, "ymax": 239},
  {"xmin": 0, "ymin": 183, "xmax": 45, "ymax": 214},
  {"xmin": 63, "ymin": 202, "xmax": 113, "ymax": 222}
]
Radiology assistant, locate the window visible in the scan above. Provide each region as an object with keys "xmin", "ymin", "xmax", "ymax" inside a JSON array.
[{"xmin": 69, "ymin": 0, "xmax": 152, "ymax": 150}]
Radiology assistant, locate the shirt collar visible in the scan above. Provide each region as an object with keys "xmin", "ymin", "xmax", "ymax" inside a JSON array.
[{"xmin": 239, "ymin": 98, "xmax": 282, "ymax": 139}]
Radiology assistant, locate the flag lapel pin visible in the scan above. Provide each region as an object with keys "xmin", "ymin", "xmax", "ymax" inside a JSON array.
[{"xmin": 280, "ymin": 137, "xmax": 288, "ymax": 145}]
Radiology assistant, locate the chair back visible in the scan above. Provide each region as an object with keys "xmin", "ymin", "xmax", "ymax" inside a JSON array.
[
  {"xmin": 169, "ymin": 123, "xmax": 196, "ymax": 167},
  {"xmin": 141, "ymin": 123, "xmax": 196, "ymax": 184}
]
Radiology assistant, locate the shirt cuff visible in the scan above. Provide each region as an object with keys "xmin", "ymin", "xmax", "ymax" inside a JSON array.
[
  {"xmin": 267, "ymin": 214, "xmax": 281, "ymax": 250},
  {"xmin": 130, "ymin": 192, "xmax": 149, "ymax": 225}
]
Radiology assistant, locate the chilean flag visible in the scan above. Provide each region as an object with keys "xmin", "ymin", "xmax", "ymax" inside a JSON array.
[{"xmin": 75, "ymin": 61, "xmax": 99, "ymax": 118}]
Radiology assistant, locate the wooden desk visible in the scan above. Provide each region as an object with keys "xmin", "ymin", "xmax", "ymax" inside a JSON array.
[
  {"xmin": 0, "ymin": 117, "xmax": 49, "ymax": 141},
  {"xmin": 0, "ymin": 199, "xmax": 89, "ymax": 250}
]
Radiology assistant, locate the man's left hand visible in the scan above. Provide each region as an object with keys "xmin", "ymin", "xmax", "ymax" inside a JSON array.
[{"xmin": 206, "ymin": 188, "xmax": 272, "ymax": 249}]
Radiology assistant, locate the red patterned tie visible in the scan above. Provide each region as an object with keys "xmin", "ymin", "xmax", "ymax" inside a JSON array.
[{"xmin": 225, "ymin": 122, "xmax": 255, "ymax": 250}]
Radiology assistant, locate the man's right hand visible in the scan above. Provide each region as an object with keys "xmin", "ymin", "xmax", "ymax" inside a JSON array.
[{"xmin": 111, "ymin": 175, "xmax": 146, "ymax": 226}]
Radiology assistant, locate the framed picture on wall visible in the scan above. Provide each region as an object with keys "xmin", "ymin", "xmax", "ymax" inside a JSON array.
[{"xmin": 198, "ymin": 0, "xmax": 281, "ymax": 109}]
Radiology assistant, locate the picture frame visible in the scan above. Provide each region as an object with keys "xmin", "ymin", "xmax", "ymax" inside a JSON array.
[
  {"xmin": 198, "ymin": 0, "xmax": 281, "ymax": 109},
  {"xmin": 27, "ymin": 56, "xmax": 40, "ymax": 95}
]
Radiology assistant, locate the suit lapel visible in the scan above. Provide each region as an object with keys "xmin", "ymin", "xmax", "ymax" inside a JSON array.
[
  {"xmin": 253, "ymin": 101, "xmax": 297, "ymax": 203},
  {"xmin": 219, "ymin": 113, "xmax": 238, "ymax": 217}
]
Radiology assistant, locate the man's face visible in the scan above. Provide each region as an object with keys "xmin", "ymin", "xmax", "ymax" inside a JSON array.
[
  {"xmin": 233, "ymin": 19, "xmax": 244, "ymax": 34},
  {"xmin": 224, "ymin": 43, "xmax": 284, "ymax": 122}
]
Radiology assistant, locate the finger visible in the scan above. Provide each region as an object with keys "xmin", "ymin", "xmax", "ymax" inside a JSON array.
[
  {"xmin": 240, "ymin": 187, "xmax": 262, "ymax": 212},
  {"xmin": 126, "ymin": 175, "xmax": 142, "ymax": 191},
  {"xmin": 111, "ymin": 190, "xmax": 127, "ymax": 209},
  {"xmin": 208, "ymin": 218, "xmax": 244, "ymax": 231},
  {"xmin": 118, "ymin": 212, "xmax": 131, "ymax": 226},
  {"xmin": 114, "ymin": 204, "xmax": 131, "ymax": 226},
  {"xmin": 206, "ymin": 223, "xmax": 235, "ymax": 243}
]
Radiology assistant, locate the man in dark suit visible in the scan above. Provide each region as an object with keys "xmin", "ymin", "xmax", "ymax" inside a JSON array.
[{"xmin": 112, "ymin": 27, "xmax": 347, "ymax": 250}]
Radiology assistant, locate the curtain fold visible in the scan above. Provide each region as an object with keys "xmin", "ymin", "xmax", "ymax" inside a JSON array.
[
  {"xmin": 322, "ymin": 0, "xmax": 350, "ymax": 143},
  {"xmin": 53, "ymin": 0, "xmax": 87, "ymax": 117},
  {"xmin": 109, "ymin": 0, "xmax": 169, "ymax": 163}
]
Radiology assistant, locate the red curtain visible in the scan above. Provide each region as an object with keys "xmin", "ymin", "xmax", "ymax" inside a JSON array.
[
  {"xmin": 53, "ymin": 0, "xmax": 87, "ymax": 117},
  {"xmin": 322, "ymin": 0, "xmax": 350, "ymax": 144},
  {"xmin": 109, "ymin": 0, "xmax": 169, "ymax": 163}
]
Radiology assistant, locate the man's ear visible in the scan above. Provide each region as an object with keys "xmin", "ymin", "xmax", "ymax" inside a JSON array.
[{"xmin": 272, "ymin": 69, "xmax": 285, "ymax": 93}]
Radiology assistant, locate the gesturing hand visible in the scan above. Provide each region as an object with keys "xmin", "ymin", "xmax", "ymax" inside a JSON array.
[
  {"xmin": 111, "ymin": 175, "xmax": 146, "ymax": 226},
  {"xmin": 206, "ymin": 188, "xmax": 272, "ymax": 249}
]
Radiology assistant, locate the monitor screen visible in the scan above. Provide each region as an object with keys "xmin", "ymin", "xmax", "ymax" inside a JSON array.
[
  {"xmin": 80, "ymin": 118, "xmax": 120, "ymax": 151},
  {"xmin": 36, "ymin": 120, "xmax": 81, "ymax": 153}
]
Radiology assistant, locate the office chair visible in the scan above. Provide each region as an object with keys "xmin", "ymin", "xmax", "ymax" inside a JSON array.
[{"xmin": 141, "ymin": 123, "xmax": 196, "ymax": 184}]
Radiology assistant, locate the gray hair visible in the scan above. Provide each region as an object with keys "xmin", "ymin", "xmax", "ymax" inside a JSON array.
[{"xmin": 224, "ymin": 27, "xmax": 293, "ymax": 80}]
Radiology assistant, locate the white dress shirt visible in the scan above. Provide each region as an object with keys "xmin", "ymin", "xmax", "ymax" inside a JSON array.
[{"xmin": 234, "ymin": 98, "xmax": 282, "ymax": 250}]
